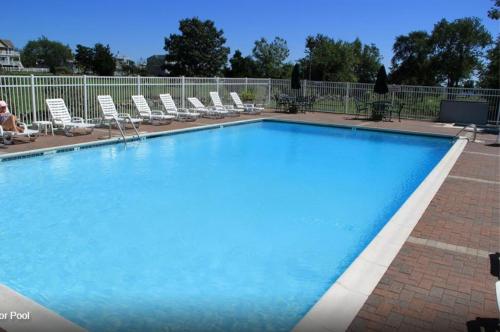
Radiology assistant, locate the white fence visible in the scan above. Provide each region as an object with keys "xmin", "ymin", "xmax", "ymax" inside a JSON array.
[{"xmin": 0, "ymin": 75, "xmax": 499, "ymax": 125}]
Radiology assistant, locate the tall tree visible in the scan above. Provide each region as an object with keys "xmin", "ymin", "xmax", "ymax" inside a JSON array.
[
  {"xmin": 74, "ymin": 44, "xmax": 95, "ymax": 74},
  {"xmin": 480, "ymin": 36, "xmax": 499, "ymax": 88},
  {"xmin": 92, "ymin": 44, "xmax": 115, "ymax": 76},
  {"xmin": 145, "ymin": 55, "xmax": 167, "ymax": 76},
  {"xmin": 389, "ymin": 31, "xmax": 436, "ymax": 85},
  {"xmin": 430, "ymin": 17, "xmax": 492, "ymax": 87},
  {"xmin": 164, "ymin": 18, "xmax": 230, "ymax": 76},
  {"xmin": 353, "ymin": 39, "xmax": 383, "ymax": 83},
  {"xmin": 300, "ymin": 34, "xmax": 381, "ymax": 82},
  {"xmin": 252, "ymin": 37, "xmax": 290, "ymax": 78},
  {"xmin": 21, "ymin": 36, "xmax": 73, "ymax": 73},
  {"xmin": 225, "ymin": 50, "xmax": 257, "ymax": 77},
  {"xmin": 488, "ymin": 0, "xmax": 500, "ymax": 19}
]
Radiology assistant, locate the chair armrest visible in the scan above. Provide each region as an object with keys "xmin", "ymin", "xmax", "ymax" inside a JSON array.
[
  {"xmin": 118, "ymin": 113, "xmax": 131, "ymax": 118},
  {"xmin": 52, "ymin": 118, "xmax": 65, "ymax": 126},
  {"xmin": 224, "ymin": 104, "xmax": 234, "ymax": 109},
  {"xmin": 0, "ymin": 125, "xmax": 3, "ymax": 136},
  {"xmin": 72, "ymin": 117, "xmax": 85, "ymax": 123},
  {"xmin": 151, "ymin": 110, "xmax": 165, "ymax": 116},
  {"xmin": 18, "ymin": 122, "xmax": 28, "ymax": 131}
]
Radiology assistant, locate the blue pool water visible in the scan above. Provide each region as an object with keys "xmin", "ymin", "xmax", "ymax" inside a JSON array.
[{"xmin": 0, "ymin": 121, "xmax": 451, "ymax": 331}]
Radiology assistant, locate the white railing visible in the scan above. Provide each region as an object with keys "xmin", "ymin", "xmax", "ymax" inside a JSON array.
[
  {"xmin": 0, "ymin": 67, "xmax": 49, "ymax": 73},
  {"xmin": 0, "ymin": 75, "xmax": 499, "ymax": 125},
  {"xmin": 0, "ymin": 50, "xmax": 21, "ymax": 56}
]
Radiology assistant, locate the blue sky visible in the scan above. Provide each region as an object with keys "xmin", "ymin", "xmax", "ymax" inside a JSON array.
[{"xmin": 3, "ymin": 0, "xmax": 498, "ymax": 68}]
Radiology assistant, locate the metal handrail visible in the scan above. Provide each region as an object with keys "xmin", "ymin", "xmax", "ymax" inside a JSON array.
[
  {"xmin": 110, "ymin": 117, "xmax": 128, "ymax": 146},
  {"xmin": 123, "ymin": 114, "xmax": 141, "ymax": 138},
  {"xmin": 454, "ymin": 124, "xmax": 477, "ymax": 142}
]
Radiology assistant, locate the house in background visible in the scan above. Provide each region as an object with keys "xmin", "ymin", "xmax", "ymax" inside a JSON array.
[
  {"xmin": 114, "ymin": 53, "xmax": 135, "ymax": 76},
  {"xmin": 0, "ymin": 39, "xmax": 23, "ymax": 69}
]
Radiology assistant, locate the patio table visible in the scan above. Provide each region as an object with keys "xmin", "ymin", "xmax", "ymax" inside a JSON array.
[{"xmin": 369, "ymin": 101, "xmax": 392, "ymax": 121}]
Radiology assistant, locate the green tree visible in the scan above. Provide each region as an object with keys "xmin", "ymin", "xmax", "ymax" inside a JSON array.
[
  {"xmin": 353, "ymin": 39, "xmax": 382, "ymax": 83},
  {"xmin": 75, "ymin": 44, "xmax": 95, "ymax": 74},
  {"xmin": 21, "ymin": 36, "xmax": 73, "ymax": 74},
  {"xmin": 164, "ymin": 18, "xmax": 230, "ymax": 76},
  {"xmin": 488, "ymin": 0, "xmax": 500, "ymax": 19},
  {"xmin": 389, "ymin": 31, "xmax": 437, "ymax": 85},
  {"xmin": 252, "ymin": 37, "xmax": 290, "ymax": 78},
  {"xmin": 300, "ymin": 34, "xmax": 380, "ymax": 82},
  {"xmin": 145, "ymin": 55, "xmax": 167, "ymax": 76},
  {"xmin": 92, "ymin": 44, "xmax": 115, "ymax": 76},
  {"xmin": 430, "ymin": 17, "xmax": 492, "ymax": 87},
  {"xmin": 480, "ymin": 36, "xmax": 499, "ymax": 88},
  {"xmin": 224, "ymin": 50, "xmax": 257, "ymax": 77}
]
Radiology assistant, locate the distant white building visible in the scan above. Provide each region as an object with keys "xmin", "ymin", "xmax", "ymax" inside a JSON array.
[
  {"xmin": 0, "ymin": 39, "xmax": 23, "ymax": 69},
  {"xmin": 114, "ymin": 53, "xmax": 135, "ymax": 76}
]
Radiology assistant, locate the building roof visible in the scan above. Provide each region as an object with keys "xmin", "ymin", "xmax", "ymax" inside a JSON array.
[{"xmin": 0, "ymin": 39, "xmax": 15, "ymax": 49}]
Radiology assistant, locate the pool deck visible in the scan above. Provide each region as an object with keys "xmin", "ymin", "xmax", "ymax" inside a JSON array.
[{"xmin": 0, "ymin": 111, "xmax": 499, "ymax": 331}]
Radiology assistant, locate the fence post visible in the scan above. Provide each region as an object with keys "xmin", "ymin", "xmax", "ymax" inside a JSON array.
[
  {"xmin": 345, "ymin": 82, "xmax": 350, "ymax": 114},
  {"xmin": 181, "ymin": 76, "xmax": 186, "ymax": 109},
  {"xmin": 303, "ymin": 80, "xmax": 307, "ymax": 97},
  {"xmin": 245, "ymin": 77, "xmax": 248, "ymax": 92},
  {"xmin": 137, "ymin": 75, "xmax": 141, "ymax": 95},
  {"xmin": 83, "ymin": 75, "xmax": 88, "ymax": 121},
  {"xmin": 496, "ymin": 101, "xmax": 500, "ymax": 125},
  {"xmin": 30, "ymin": 74, "xmax": 37, "ymax": 122},
  {"xmin": 268, "ymin": 78, "xmax": 271, "ymax": 106},
  {"xmin": 216, "ymin": 76, "xmax": 219, "ymax": 94}
]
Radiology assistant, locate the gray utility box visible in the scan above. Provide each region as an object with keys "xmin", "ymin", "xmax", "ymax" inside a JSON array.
[{"xmin": 439, "ymin": 100, "xmax": 489, "ymax": 125}]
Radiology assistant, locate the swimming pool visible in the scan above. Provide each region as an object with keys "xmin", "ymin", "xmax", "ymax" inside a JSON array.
[{"xmin": 0, "ymin": 120, "xmax": 452, "ymax": 331}]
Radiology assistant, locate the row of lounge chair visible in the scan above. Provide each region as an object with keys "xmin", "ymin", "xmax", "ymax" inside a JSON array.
[{"xmin": 0, "ymin": 92, "xmax": 264, "ymax": 144}]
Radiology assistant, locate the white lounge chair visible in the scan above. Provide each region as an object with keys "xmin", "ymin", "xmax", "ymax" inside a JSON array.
[
  {"xmin": 209, "ymin": 92, "xmax": 239, "ymax": 117},
  {"xmin": 46, "ymin": 98, "xmax": 95, "ymax": 136},
  {"xmin": 131, "ymin": 95, "xmax": 175, "ymax": 125},
  {"xmin": 159, "ymin": 94, "xmax": 199, "ymax": 121},
  {"xmin": 187, "ymin": 97, "xmax": 226, "ymax": 119},
  {"xmin": 230, "ymin": 92, "xmax": 264, "ymax": 114},
  {"xmin": 97, "ymin": 95, "xmax": 142, "ymax": 137},
  {"xmin": 0, "ymin": 123, "xmax": 39, "ymax": 145}
]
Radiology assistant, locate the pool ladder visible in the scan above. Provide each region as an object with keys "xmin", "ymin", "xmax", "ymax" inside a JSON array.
[
  {"xmin": 109, "ymin": 116, "xmax": 141, "ymax": 146},
  {"xmin": 454, "ymin": 124, "xmax": 477, "ymax": 142}
]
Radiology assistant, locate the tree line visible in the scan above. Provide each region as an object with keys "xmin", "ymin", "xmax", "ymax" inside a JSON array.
[{"xmin": 16, "ymin": 1, "xmax": 499, "ymax": 88}]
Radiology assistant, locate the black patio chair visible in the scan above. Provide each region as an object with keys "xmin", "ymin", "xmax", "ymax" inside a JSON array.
[
  {"xmin": 354, "ymin": 98, "xmax": 369, "ymax": 119},
  {"xmin": 389, "ymin": 102, "xmax": 405, "ymax": 122}
]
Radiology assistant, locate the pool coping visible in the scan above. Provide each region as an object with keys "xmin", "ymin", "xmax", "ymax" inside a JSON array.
[{"xmin": 0, "ymin": 117, "xmax": 465, "ymax": 332}]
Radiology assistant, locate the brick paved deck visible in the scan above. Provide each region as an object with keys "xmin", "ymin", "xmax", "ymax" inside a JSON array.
[{"xmin": 1, "ymin": 111, "xmax": 498, "ymax": 331}]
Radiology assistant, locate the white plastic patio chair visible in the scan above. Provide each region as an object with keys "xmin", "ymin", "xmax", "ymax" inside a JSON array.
[
  {"xmin": 46, "ymin": 98, "xmax": 95, "ymax": 136},
  {"xmin": 131, "ymin": 95, "xmax": 174, "ymax": 125},
  {"xmin": 230, "ymin": 92, "xmax": 264, "ymax": 114},
  {"xmin": 159, "ymin": 94, "xmax": 200, "ymax": 121},
  {"xmin": 0, "ymin": 123, "xmax": 39, "ymax": 145},
  {"xmin": 209, "ymin": 91, "xmax": 239, "ymax": 117},
  {"xmin": 97, "ymin": 95, "xmax": 142, "ymax": 137},
  {"xmin": 187, "ymin": 97, "xmax": 226, "ymax": 118}
]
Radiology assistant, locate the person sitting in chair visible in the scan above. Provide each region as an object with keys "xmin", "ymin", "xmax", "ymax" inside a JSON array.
[{"xmin": 0, "ymin": 101, "xmax": 23, "ymax": 133}]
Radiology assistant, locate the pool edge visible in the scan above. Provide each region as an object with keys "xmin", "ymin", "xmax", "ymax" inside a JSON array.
[
  {"xmin": 292, "ymin": 137, "xmax": 467, "ymax": 332},
  {"xmin": 0, "ymin": 284, "xmax": 85, "ymax": 332}
]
